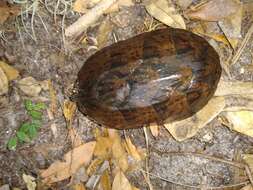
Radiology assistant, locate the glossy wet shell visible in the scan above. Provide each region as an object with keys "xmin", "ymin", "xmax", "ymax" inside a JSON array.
[{"xmin": 77, "ymin": 28, "xmax": 221, "ymax": 129}]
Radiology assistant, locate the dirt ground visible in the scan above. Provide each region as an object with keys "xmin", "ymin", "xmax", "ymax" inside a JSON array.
[{"xmin": 0, "ymin": 0, "xmax": 253, "ymax": 189}]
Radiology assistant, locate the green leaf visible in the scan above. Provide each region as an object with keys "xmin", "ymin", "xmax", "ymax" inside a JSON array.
[
  {"xmin": 7, "ymin": 137, "xmax": 17, "ymax": 150},
  {"xmin": 19, "ymin": 123, "xmax": 31, "ymax": 133},
  {"xmin": 28, "ymin": 124, "xmax": 38, "ymax": 139},
  {"xmin": 34, "ymin": 102, "xmax": 46, "ymax": 110},
  {"xmin": 24, "ymin": 100, "xmax": 34, "ymax": 111},
  {"xmin": 28, "ymin": 110, "xmax": 42, "ymax": 120},
  {"xmin": 17, "ymin": 131, "xmax": 30, "ymax": 142}
]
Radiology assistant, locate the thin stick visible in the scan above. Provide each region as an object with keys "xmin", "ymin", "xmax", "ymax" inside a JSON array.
[
  {"xmin": 231, "ymin": 23, "xmax": 253, "ymax": 65},
  {"xmin": 65, "ymin": 0, "xmax": 118, "ymax": 38}
]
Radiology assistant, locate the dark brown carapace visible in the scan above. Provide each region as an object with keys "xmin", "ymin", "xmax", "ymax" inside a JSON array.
[{"xmin": 76, "ymin": 28, "xmax": 221, "ymax": 129}]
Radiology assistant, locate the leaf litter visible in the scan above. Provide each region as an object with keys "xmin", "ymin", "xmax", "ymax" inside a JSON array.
[{"xmin": 2, "ymin": 0, "xmax": 253, "ymax": 189}]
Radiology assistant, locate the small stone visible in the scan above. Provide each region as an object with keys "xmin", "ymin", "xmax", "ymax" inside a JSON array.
[
  {"xmin": 18, "ymin": 77, "xmax": 42, "ymax": 96},
  {"xmin": 202, "ymin": 132, "xmax": 213, "ymax": 142}
]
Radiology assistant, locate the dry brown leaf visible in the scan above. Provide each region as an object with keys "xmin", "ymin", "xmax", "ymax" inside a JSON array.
[
  {"xmin": 109, "ymin": 130, "xmax": 129, "ymax": 172},
  {"xmin": 100, "ymin": 169, "xmax": 111, "ymax": 190},
  {"xmin": 94, "ymin": 136, "xmax": 113, "ymax": 159},
  {"xmin": 145, "ymin": 0, "xmax": 186, "ymax": 29},
  {"xmin": 215, "ymin": 80, "xmax": 253, "ymax": 96},
  {"xmin": 0, "ymin": 67, "xmax": 8, "ymax": 95},
  {"xmin": 149, "ymin": 123, "xmax": 159, "ymax": 137},
  {"xmin": 240, "ymin": 185, "xmax": 253, "ymax": 190},
  {"xmin": 176, "ymin": 0, "xmax": 192, "ymax": 10},
  {"xmin": 218, "ymin": 3, "xmax": 243, "ymax": 49},
  {"xmin": 73, "ymin": 183, "xmax": 86, "ymax": 190},
  {"xmin": 106, "ymin": 0, "xmax": 134, "ymax": 13},
  {"xmin": 63, "ymin": 100, "xmax": 77, "ymax": 125},
  {"xmin": 18, "ymin": 77, "xmax": 42, "ymax": 97},
  {"xmin": 0, "ymin": 61, "xmax": 19, "ymax": 81},
  {"xmin": 0, "ymin": 2, "xmax": 21, "ymax": 24},
  {"xmin": 164, "ymin": 97, "xmax": 225, "ymax": 141},
  {"xmin": 41, "ymin": 141, "xmax": 96, "ymax": 184},
  {"xmin": 87, "ymin": 158, "xmax": 104, "ymax": 176},
  {"xmin": 225, "ymin": 111, "xmax": 253, "ymax": 137},
  {"xmin": 73, "ymin": 0, "xmax": 101, "ymax": 13},
  {"xmin": 112, "ymin": 170, "xmax": 132, "ymax": 190},
  {"xmin": 22, "ymin": 174, "xmax": 36, "ymax": 190},
  {"xmin": 192, "ymin": 23, "xmax": 231, "ymax": 46},
  {"xmin": 97, "ymin": 18, "xmax": 113, "ymax": 48},
  {"xmin": 124, "ymin": 137, "xmax": 142, "ymax": 161},
  {"xmin": 132, "ymin": 186, "xmax": 140, "ymax": 190},
  {"xmin": 186, "ymin": 0, "xmax": 241, "ymax": 21}
]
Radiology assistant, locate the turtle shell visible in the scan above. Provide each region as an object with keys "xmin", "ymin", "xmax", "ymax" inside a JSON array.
[{"xmin": 76, "ymin": 28, "xmax": 221, "ymax": 129}]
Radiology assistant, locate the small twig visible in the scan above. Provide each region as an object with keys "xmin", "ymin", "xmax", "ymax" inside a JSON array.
[
  {"xmin": 231, "ymin": 23, "xmax": 253, "ymax": 65},
  {"xmin": 65, "ymin": 0, "xmax": 119, "ymax": 38}
]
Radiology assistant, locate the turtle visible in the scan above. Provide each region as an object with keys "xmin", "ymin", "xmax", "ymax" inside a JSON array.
[{"xmin": 75, "ymin": 28, "xmax": 223, "ymax": 130}]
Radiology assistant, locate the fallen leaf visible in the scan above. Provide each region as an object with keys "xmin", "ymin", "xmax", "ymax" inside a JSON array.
[
  {"xmin": 124, "ymin": 137, "xmax": 142, "ymax": 161},
  {"xmin": 112, "ymin": 170, "xmax": 132, "ymax": 190},
  {"xmin": 94, "ymin": 136, "xmax": 113, "ymax": 159},
  {"xmin": 109, "ymin": 130, "xmax": 129, "ymax": 172},
  {"xmin": 149, "ymin": 123, "xmax": 159, "ymax": 137},
  {"xmin": 87, "ymin": 158, "xmax": 104, "ymax": 176},
  {"xmin": 225, "ymin": 111, "xmax": 253, "ymax": 137},
  {"xmin": 41, "ymin": 141, "xmax": 96, "ymax": 184},
  {"xmin": 132, "ymin": 186, "xmax": 140, "ymax": 190},
  {"xmin": 106, "ymin": 0, "xmax": 134, "ymax": 13},
  {"xmin": 73, "ymin": 0, "xmax": 101, "ymax": 13},
  {"xmin": 0, "ymin": 67, "xmax": 8, "ymax": 95},
  {"xmin": 215, "ymin": 80, "xmax": 253, "ymax": 96},
  {"xmin": 99, "ymin": 169, "xmax": 111, "ymax": 190},
  {"xmin": 164, "ymin": 97, "xmax": 225, "ymax": 141},
  {"xmin": 0, "ymin": 2, "xmax": 21, "ymax": 24},
  {"xmin": 97, "ymin": 18, "xmax": 113, "ymax": 48},
  {"xmin": 73, "ymin": 183, "xmax": 86, "ymax": 190},
  {"xmin": 71, "ymin": 166, "xmax": 88, "ymax": 185},
  {"xmin": 240, "ymin": 185, "xmax": 253, "ymax": 190},
  {"xmin": 18, "ymin": 77, "xmax": 42, "ymax": 97},
  {"xmin": 145, "ymin": 0, "xmax": 186, "ymax": 29},
  {"xmin": 86, "ymin": 161, "xmax": 110, "ymax": 189},
  {"xmin": 73, "ymin": 0, "xmax": 88, "ymax": 13},
  {"xmin": 0, "ymin": 61, "xmax": 19, "ymax": 81},
  {"xmin": 22, "ymin": 174, "xmax": 36, "ymax": 190},
  {"xmin": 218, "ymin": 3, "xmax": 243, "ymax": 49},
  {"xmin": 176, "ymin": 0, "xmax": 192, "ymax": 9},
  {"xmin": 186, "ymin": 0, "xmax": 241, "ymax": 21},
  {"xmin": 192, "ymin": 23, "xmax": 231, "ymax": 46},
  {"xmin": 63, "ymin": 100, "xmax": 77, "ymax": 125}
]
